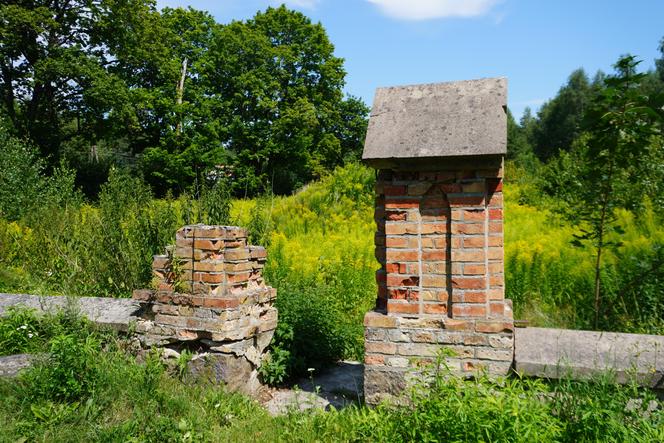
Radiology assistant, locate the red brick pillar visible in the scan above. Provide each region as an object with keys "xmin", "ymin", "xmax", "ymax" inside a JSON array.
[{"xmin": 362, "ymin": 78, "xmax": 513, "ymax": 404}]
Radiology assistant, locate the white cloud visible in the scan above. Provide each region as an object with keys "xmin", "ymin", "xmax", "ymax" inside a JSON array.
[
  {"xmin": 271, "ymin": 0, "xmax": 320, "ymax": 9},
  {"xmin": 366, "ymin": 0, "xmax": 499, "ymax": 21}
]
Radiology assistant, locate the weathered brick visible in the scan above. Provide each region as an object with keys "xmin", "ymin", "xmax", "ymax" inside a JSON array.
[
  {"xmin": 488, "ymin": 288, "xmax": 504, "ymax": 300},
  {"xmin": 387, "ymin": 275, "xmax": 419, "ymax": 287},
  {"xmin": 447, "ymin": 194, "xmax": 484, "ymax": 207},
  {"xmin": 462, "ymin": 334, "xmax": 488, "ymax": 346},
  {"xmin": 489, "ymin": 208, "xmax": 503, "ymax": 220},
  {"xmin": 489, "ymin": 301, "xmax": 505, "ymax": 317},
  {"xmin": 488, "ymin": 222, "xmax": 503, "ymax": 234},
  {"xmin": 385, "ymin": 223, "xmax": 419, "ymax": 235},
  {"xmin": 452, "ymin": 223, "xmax": 484, "ymax": 235},
  {"xmin": 488, "ymin": 262, "xmax": 503, "ymax": 273},
  {"xmin": 133, "ymin": 289, "xmax": 154, "ymax": 301},
  {"xmin": 420, "ymin": 223, "xmax": 448, "ymax": 235},
  {"xmin": 387, "ymin": 288, "xmax": 419, "ymax": 301},
  {"xmin": 475, "ymin": 321, "xmax": 514, "ymax": 333},
  {"xmin": 366, "ymin": 342, "xmax": 397, "ymax": 354},
  {"xmin": 421, "ymin": 275, "xmax": 446, "ymax": 287},
  {"xmin": 488, "ymin": 247, "xmax": 502, "ymax": 260},
  {"xmin": 488, "ymin": 335, "xmax": 513, "ymax": 349},
  {"xmin": 463, "ymin": 264, "xmax": 486, "ymax": 275},
  {"xmin": 383, "ymin": 237, "xmax": 405, "ymax": 249},
  {"xmin": 490, "ymin": 274, "xmax": 504, "ymax": 287},
  {"xmin": 452, "ymin": 250, "xmax": 485, "ymax": 262},
  {"xmin": 364, "ymin": 314, "xmax": 397, "ymax": 332},
  {"xmin": 451, "ymin": 277, "xmax": 485, "ymax": 290},
  {"xmin": 193, "ymin": 239, "xmax": 224, "ymax": 251},
  {"xmin": 224, "ymin": 249, "xmax": 250, "ymax": 261},
  {"xmin": 488, "ymin": 236, "xmax": 503, "ymax": 247},
  {"xmin": 385, "ymin": 263, "xmax": 406, "ymax": 274},
  {"xmin": 249, "ymin": 246, "xmax": 267, "ymax": 259},
  {"xmin": 422, "ymin": 250, "xmax": 446, "ymax": 261},
  {"xmin": 387, "ymin": 301, "xmax": 420, "ymax": 315},
  {"xmin": 452, "ymin": 304, "xmax": 487, "ymax": 318},
  {"xmin": 488, "ymin": 193, "xmax": 503, "ymax": 207},
  {"xmin": 384, "ymin": 185, "xmax": 407, "ymax": 196},
  {"xmin": 386, "ymin": 210, "xmax": 407, "ymax": 221},
  {"xmin": 443, "ymin": 319, "xmax": 475, "ymax": 331},
  {"xmin": 408, "ymin": 182, "xmax": 433, "ymax": 196},
  {"xmin": 476, "ymin": 348, "xmax": 513, "ymax": 361},
  {"xmin": 365, "ymin": 354, "xmax": 386, "ymax": 365},
  {"xmin": 439, "ymin": 183, "xmax": 462, "ymax": 193},
  {"xmin": 459, "ymin": 291, "xmax": 487, "ymax": 303},
  {"xmin": 194, "ymin": 272, "xmax": 225, "ymax": 283},
  {"xmin": 461, "ymin": 181, "xmax": 485, "ymax": 193},
  {"xmin": 420, "ymin": 289, "xmax": 448, "ymax": 302},
  {"xmin": 386, "ymin": 357, "xmax": 410, "ymax": 367},
  {"xmin": 423, "ymin": 303, "xmax": 448, "ymax": 315},
  {"xmin": 152, "ymin": 255, "xmax": 170, "ymax": 269},
  {"xmin": 398, "ymin": 343, "xmax": 440, "ymax": 357},
  {"xmin": 203, "ymin": 298, "xmax": 240, "ymax": 309},
  {"xmin": 385, "ymin": 199, "xmax": 419, "ymax": 209},
  {"xmin": 365, "ymin": 328, "xmax": 388, "ymax": 341}
]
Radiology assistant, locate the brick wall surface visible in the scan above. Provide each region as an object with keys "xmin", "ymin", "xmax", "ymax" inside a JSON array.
[{"xmin": 365, "ymin": 165, "xmax": 514, "ymax": 404}]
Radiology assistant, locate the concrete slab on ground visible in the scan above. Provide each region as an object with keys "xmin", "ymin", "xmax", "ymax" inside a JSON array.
[
  {"xmin": 0, "ymin": 293, "xmax": 142, "ymax": 331},
  {"xmin": 515, "ymin": 327, "xmax": 664, "ymax": 389}
]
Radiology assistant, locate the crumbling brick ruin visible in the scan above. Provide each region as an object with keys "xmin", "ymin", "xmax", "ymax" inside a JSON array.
[
  {"xmin": 362, "ymin": 78, "xmax": 514, "ymax": 404},
  {"xmin": 132, "ymin": 224, "xmax": 277, "ymax": 394}
]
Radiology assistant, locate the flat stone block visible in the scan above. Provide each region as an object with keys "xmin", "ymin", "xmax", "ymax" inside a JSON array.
[
  {"xmin": 515, "ymin": 327, "xmax": 664, "ymax": 389},
  {"xmin": 363, "ymin": 78, "xmax": 507, "ymax": 164}
]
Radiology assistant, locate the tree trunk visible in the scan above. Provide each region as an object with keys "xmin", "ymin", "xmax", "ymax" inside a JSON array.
[{"xmin": 176, "ymin": 57, "xmax": 188, "ymax": 135}]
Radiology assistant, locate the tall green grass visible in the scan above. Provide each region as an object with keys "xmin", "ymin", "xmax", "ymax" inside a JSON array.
[{"xmin": 1, "ymin": 308, "xmax": 661, "ymax": 442}]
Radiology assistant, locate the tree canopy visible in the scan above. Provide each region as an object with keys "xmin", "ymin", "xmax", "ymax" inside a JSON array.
[{"xmin": 0, "ymin": 2, "xmax": 368, "ymax": 196}]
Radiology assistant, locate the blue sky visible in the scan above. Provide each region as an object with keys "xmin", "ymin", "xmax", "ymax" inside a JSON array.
[{"xmin": 157, "ymin": 0, "xmax": 664, "ymax": 120}]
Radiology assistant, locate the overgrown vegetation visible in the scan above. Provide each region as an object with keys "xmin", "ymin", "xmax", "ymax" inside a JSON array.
[
  {"xmin": 1, "ymin": 3, "xmax": 664, "ymax": 438},
  {"xmin": 0, "ymin": 309, "xmax": 661, "ymax": 441}
]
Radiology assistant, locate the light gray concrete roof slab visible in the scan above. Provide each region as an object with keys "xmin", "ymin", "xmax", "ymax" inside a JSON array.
[
  {"xmin": 362, "ymin": 77, "xmax": 507, "ymax": 163},
  {"xmin": 515, "ymin": 327, "xmax": 664, "ymax": 389}
]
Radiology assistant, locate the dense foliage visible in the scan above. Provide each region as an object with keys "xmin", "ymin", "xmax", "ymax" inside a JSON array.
[
  {"xmin": 0, "ymin": 2, "xmax": 368, "ymax": 196},
  {"xmin": 0, "ymin": 309, "xmax": 662, "ymax": 442}
]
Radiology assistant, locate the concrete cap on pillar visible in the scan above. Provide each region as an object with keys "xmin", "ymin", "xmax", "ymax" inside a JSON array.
[{"xmin": 362, "ymin": 78, "xmax": 507, "ymax": 168}]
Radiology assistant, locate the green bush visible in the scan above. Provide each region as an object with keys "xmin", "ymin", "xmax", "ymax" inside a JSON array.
[
  {"xmin": 0, "ymin": 307, "xmax": 43, "ymax": 356},
  {"xmin": 0, "ymin": 126, "xmax": 45, "ymax": 221},
  {"xmin": 19, "ymin": 332, "xmax": 101, "ymax": 402}
]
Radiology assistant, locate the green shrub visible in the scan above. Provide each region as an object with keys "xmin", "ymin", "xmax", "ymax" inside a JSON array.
[
  {"xmin": 19, "ymin": 332, "xmax": 101, "ymax": 402},
  {"xmin": 0, "ymin": 307, "xmax": 43, "ymax": 356},
  {"xmin": 0, "ymin": 126, "xmax": 45, "ymax": 221}
]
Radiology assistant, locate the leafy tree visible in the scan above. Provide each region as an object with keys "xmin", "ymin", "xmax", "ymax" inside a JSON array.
[
  {"xmin": 199, "ymin": 6, "xmax": 369, "ymax": 196},
  {"xmin": 532, "ymin": 69, "xmax": 597, "ymax": 160},
  {"xmin": 0, "ymin": 1, "xmax": 147, "ymax": 163},
  {"xmin": 506, "ymin": 108, "xmax": 538, "ymax": 171},
  {"xmin": 571, "ymin": 56, "xmax": 664, "ymax": 328},
  {"xmin": 656, "ymin": 36, "xmax": 664, "ymax": 82}
]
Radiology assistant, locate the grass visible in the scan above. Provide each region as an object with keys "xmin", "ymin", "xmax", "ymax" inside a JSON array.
[{"xmin": 0, "ymin": 307, "xmax": 661, "ymax": 442}]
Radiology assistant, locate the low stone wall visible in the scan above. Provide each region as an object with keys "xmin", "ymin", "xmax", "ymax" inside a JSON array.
[{"xmin": 0, "ymin": 293, "xmax": 141, "ymax": 331}]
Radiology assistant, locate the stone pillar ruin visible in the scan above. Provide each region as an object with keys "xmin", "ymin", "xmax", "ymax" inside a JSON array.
[
  {"xmin": 362, "ymin": 78, "xmax": 514, "ymax": 404},
  {"xmin": 133, "ymin": 224, "xmax": 277, "ymax": 394}
]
